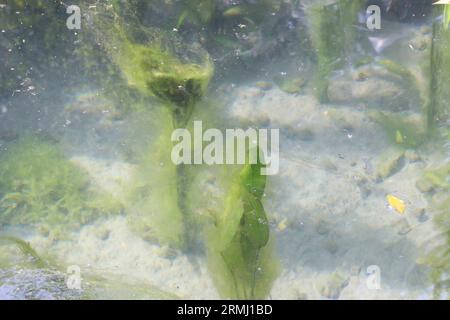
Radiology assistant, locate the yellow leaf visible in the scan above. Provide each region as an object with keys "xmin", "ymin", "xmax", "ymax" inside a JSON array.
[{"xmin": 386, "ymin": 194, "xmax": 406, "ymax": 214}]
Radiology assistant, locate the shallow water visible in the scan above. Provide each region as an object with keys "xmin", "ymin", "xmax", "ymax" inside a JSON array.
[{"xmin": 0, "ymin": 1, "xmax": 449, "ymax": 300}]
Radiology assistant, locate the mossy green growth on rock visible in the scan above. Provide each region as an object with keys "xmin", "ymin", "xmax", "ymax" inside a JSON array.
[
  {"xmin": 368, "ymin": 111, "xmax": 427, "ymax": 148},
  {"xmin": 423, "ymin": 164, "xmax": 450, "ymax": 191},
  {"xmin": 0, "ymin": 137, "xmax": 122, "ymax": 229},
  {"xmin": 206, "ymin": 149, "xmax": 279, "ymax": 299}
]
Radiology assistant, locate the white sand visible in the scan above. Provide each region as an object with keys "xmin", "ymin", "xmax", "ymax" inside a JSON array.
[{"xmin": 24, "ymin": 84, "xmax": 442, "ymax": 300}]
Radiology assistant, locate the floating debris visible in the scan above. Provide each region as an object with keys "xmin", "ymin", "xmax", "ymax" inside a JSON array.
[
  {"xmin": 277, "ymin": 218, "xmax": 288, "ymax": 232},
  {"xmin": 387, "ymin": 194, "xmax": 406, "ymax": 215},
  {"xmin": 223, "ymin": 6, "xmax": 244, "ymax": 18},
  {"xmin": 273, "ymin": 76, "xmax": 306, "ymax": 94},
  {"xmin": 254, "ymin": 81, "xmax": 273, "ymax": 91}
]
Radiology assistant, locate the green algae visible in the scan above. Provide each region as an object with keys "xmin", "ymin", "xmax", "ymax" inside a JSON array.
[
  {"xmin": 124, "ymin": 110, "xmax": 185, "ymax": 248},
  {"xmin": 307, "ymin": 0, "xmax": 364, "ymax": 102},
  {"xmin": 0, "ymin": 236, "xmax": 47, "ymax": 269},
  {"xmin": 428, "ymin": 6, "xmax": 450, "ymax": 131},
  {"xmin": 115, "ymin": 39, "xmax": 213, "ymax": 128},
  {"xmin": 418, "ymin": 162, "xmax": 450, "ymax": 298},
  {"xmin": 84, "ymin": 5, "xmax": 214, "ymax": 249},
  {"xmin": 0, "ymin": 137, "xmax": 122, "ymax": 230},
  {"xmin": 273, "ymin": 76, "xmax": 306, "ymax": 95},
  {"xmin": 88, "ymin": 7, "xmax": 213, "ymax": 128},
  {"xmin": 369, "ymin": 111, "xmax": 427, "ymax": 148}
]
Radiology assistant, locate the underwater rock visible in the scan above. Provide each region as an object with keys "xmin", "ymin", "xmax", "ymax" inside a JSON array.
[
  {"xmin": 318, "ymin": 272, "xmax": 350, "ymax": 300},
  {"xmin": 316, "ymin": 220, "xmax": 330, "ymax": 236},
  {"xmin": 393, "ymin": 219, "xmax": 413, "ymax": 236},
  {"xmin": 416, "ymin": 178, "xmax": 434, "ymax": 194},
  {"xmin": 0, "ymin": 266, "xmax": 181, "ymax": 300},
  {"xmin": 229, "ymin": 86, "xmax": 321, "ymax": 136},
  {"xmin": 0, "ymin": 268, "xmax": 83, "ymax": 300},
  {"xmin": 254, "ymin": 81, "xmax": 273, "ymax": 91},
  {"xmin": 374, "ymin": 149, "xmax": 405, "ymax": 181},
  {"xmin": 369, "ymin": 111, "xmax": 427, "ymax": 148},
  {"xmin": 404, "ymin": 150, "xmax": 421, "ymax": 162},
  {"xmin": 328, "ymin": 68, "xmax": 416, "ymax": 111},
  {"xmin": 273, "ymin": 76, "xmax": 306, "ymax": 95}
]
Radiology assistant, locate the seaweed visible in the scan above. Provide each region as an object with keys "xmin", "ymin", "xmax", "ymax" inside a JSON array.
[
  {"xmin": 87, "ymin": 5, "xmax": 213, "ymax": 128},
  {"xmin": 0, "ymin": 235, "xmax": 47, "ymax": 269},
  {"xmin": 307, "ymin": 0, "xmax": 364, "ymax": 102},
  {"xmin": 0, "ymin": 137, "xmax": 122, "ymax": 230},
  {"xmin": 206, "ymin": 148, "xmax": 279, "ymax": 299},
  {"xmin": 86, "ymin": 6, "xmax": 213, "ymax": 249},
  {"xmin": 428, "ymin": 5, "xmax": 450, "ymax": 131},
  {"xmin": 421, "ymin": 163, "xmax": 450, "ymax": 298},
  {"xmin": 125, "ymin": 110, "xmax": 185, "ymax": 248},
  {"xmin": 368, "ymin": 111, "xmax": 427, "ymax": 148}
]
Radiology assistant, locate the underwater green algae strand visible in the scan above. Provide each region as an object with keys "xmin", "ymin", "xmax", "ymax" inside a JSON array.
[{"xmin": 0, "ymin": 0, "xmax": 449, "ymax": 300}]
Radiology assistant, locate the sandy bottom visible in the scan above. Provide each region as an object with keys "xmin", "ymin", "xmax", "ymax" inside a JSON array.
[{"xmin": 15, "ymin": 84, "xmax": 445, "ymax": 300}]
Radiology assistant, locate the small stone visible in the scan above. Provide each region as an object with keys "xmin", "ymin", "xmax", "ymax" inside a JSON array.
[
  {"xmin": 273, "ymin": 76, "xmax": 306, "ymax": 94},
  {"xmin": 405, "ymin": 150, "xmax": 421, "ymax": 162},
  {"xmin": 319, "ymin": 273, "xmax": 349, "ymax": 300},
  {"xmin": 415, "ymin": 209, "xmax": 429, "ymax": 223},
  {"xmin": 354, "ymin": 71, "xmax": 369, "ymax": 82},
  {"xmin": 324, "ymin": 240, "xmax": 339, "ymax": 255},
  {"xmin": 316, "ymin": 220, "xmax": 330, "ymax": 236},
  {"xmin": 416, "ymin": 178, "xmax": 434, "ymax": 193},
  {"xmin": 97, "ymin": 227, "xmax": 110, "ymax": 240},
  {"xmin": 297, "ymin": 128, "xmax": 315, "ymax": 141},
  {"xmin": 254, "ymin": 81, "xmax": 273, "ymax": 91},
  {"xmin": 393, "ymin": 219, "xmax": 413, "ymax": 236},
  {"xmin": 350, "ymin": 265, "xmax": 362, "ymax": 277},
  {"xmin": 375, "ymin": 150, "xmax": 405, "ymax": 181}
]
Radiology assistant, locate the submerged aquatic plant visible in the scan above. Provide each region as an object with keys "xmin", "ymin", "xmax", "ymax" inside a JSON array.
[
  {"xmin": 0, "ymin": 236, "xmax": 47, "ymax": 269},
  {"xmin": 368, "ymin": 111, "xmax": 427, "ymax": 148},
  {"xmin": 88, "ymin": 4, "xmax": 213, "ymax": 128},
  {"xmin": 428, "ymin": 4, "xmax": 450, "ymax": 131},
  {"xmin": 421, "ymin": 163, "xmax": 450, "ymax": 298},
  {"xmin": 124, "ymin": 110, "xmax": 185, "ymax": 248},
  {"xmin": 86, "ymin": 4, "xmax": 213, "ymax": 249},
  {"xmin": 0, "ymin": 137, "xmax": 122, "ymax": 229},
  {"xmin": 307, "ymin": 0, "xmax": 364, "ymax": 102},
  {"xmin": 206, "ymin": 148, "xmax": 279, "ymax": 299}
]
